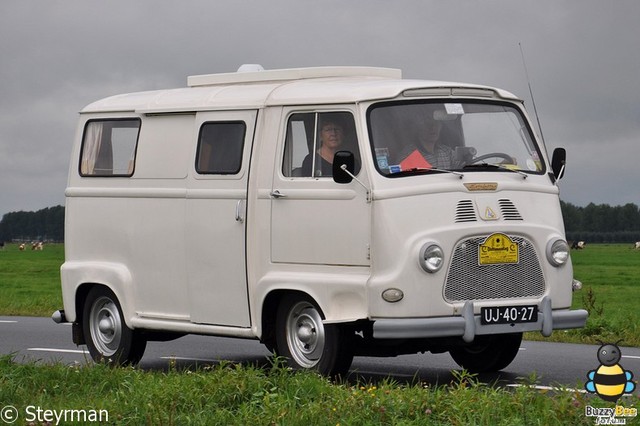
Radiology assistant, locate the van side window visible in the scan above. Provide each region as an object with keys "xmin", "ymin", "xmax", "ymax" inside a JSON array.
[
  {"xmin": 196, "ymin": 122, "xmax": 246, "ymax": 174},
  {"xmin": 79, "ymin": 119, "xmax": 140, "ymax": 176},
  {"xmin": 282, "ymin": 112, "xmax": 360, "ymax": 178}
]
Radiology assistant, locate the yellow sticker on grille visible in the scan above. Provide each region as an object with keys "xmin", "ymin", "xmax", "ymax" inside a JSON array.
[{"xmin": 479, "ymin": 233, "xmax": 519, "ymax": 265}]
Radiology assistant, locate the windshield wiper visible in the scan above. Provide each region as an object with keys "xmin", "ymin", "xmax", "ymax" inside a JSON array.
[
  {"xmin": 463, "ymin": 163, "xmax": 528, "ymax": 179},
  {"xmin": 389, "ymin": 167, "xmax": 464, "ymax": 179}
]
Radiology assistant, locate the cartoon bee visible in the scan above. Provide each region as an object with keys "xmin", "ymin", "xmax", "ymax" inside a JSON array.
[{"xmin": 585, "ymin": 341, "xmax": 636, "ymax": 402}]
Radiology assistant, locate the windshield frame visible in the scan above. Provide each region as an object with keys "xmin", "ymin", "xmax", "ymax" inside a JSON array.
[{"xmin": 366, "ymin": 98, "xmax": 545, "ymax": 178}]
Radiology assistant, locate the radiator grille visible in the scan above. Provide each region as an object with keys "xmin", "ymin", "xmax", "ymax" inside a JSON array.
[{"xmin": 444, "ymin": 235, "xmax": 545, "ymax": 302}]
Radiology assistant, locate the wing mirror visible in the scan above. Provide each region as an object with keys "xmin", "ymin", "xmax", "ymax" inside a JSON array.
[
  {"xmin": 551, "ymin": 148, "xmax": 566, "ymax": 180},
  {"xmin": 332, "ymin": 151, "xmax": 355, "ymax": 184}
]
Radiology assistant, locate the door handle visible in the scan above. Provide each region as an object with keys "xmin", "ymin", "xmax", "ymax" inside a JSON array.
[
  {"xmin": 235, "ymin": 200, "xmax": 245, "ymax": 223},
  {"xmin": 270, "ymin": 190, "xmax": 287, "ymax": 199}
]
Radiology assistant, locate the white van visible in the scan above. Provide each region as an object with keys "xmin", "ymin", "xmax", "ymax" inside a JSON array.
[{"xmin": 54, "ymin": 65, "xmax": 587, "ymax": 376}]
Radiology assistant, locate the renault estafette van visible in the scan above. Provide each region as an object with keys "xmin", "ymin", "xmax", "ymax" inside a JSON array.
[{"xmin": 54, "ymin": 65, "xmax": 587, "ymax": 376}]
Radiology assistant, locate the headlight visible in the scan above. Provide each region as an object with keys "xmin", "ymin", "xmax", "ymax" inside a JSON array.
[
  {"xmin": 419, "ymin": 243, "xmax": 444, "ymax": 273},
  {"xmin": 546, "ymin": 239, "xmax": 569, "ymax": 266}
]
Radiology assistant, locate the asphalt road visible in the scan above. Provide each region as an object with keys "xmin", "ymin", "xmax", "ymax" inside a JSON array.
[{"xmin": 2, "ymin": 316, "xmax": 639, "ymax": 393}]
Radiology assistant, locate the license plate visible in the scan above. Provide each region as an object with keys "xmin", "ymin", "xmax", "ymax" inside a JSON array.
[{"xmin": 481, "ymin": 305, "xmax": 538, "ymax": 325}]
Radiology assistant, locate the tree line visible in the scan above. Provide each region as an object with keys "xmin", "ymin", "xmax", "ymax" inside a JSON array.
[
  {"xmin": 562, "ymin": 201, "xmax": 640, "ymax": 244},
  {"xmin": 0, "ymin": 205, "xmax": 64, "ymax": 243},
  {"xmin": 0, "ymin": 202, "xmax": 639, "ymax": 244}
]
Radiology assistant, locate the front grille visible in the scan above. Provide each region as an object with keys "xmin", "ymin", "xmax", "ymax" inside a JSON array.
[{"xmin": 444, "ymin": 235, "xmax": 545, "ymax": 302}]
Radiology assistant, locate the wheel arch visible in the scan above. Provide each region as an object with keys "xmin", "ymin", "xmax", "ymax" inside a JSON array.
[
  {"xmin": 61, "ymin": 261, "xmax": 136, "ymax": 327},
  {"xmin": 260, "ymin": 289, "xmax": 313, "ymax": 350},
  {"xmin": 254, "ymin": 273, "xmax": 369, "ymax": 343}
]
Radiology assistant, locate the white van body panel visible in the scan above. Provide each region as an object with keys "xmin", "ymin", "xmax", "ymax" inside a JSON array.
[
  {"xmin": 269, "ymin": 105, "xmax": 371, "ymax": 266},
  {"xmin": 186, "ymin": 109, "xmax": 256, "ymax": 327}
]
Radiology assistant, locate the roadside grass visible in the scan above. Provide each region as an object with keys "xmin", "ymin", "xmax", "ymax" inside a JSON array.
[{"xmin": 1, "ymin": 355, "xmax": 617, "ymax": 425}]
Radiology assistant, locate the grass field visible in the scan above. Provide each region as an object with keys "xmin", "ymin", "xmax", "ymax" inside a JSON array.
[{"xmin": 0, "ymin": 243, "xmax": 64, "ymax": 316}]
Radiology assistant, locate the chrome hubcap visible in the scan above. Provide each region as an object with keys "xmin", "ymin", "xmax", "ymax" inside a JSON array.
[
  {"xmin": 89, "ymin": 296, "xmax": 122, "ymax": 357},
  {"xmin": 286, "ymin": 301, "xmax": 325, "ymax": 368}
]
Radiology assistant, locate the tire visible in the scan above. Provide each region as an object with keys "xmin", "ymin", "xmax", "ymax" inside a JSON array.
[
  {"xmin": 82, "ymin": 286, "xmax": 147, "ymax": 366},
  {"xmin": 275, "ymin": 294, "xmax": 353, "ymax": 378},
  {"xmin": 449, "ymin": 332, "xmax": 523, "ymax": 373}
]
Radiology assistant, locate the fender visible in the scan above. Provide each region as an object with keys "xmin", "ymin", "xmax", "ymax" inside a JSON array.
[
  {"xmin": 251, "ymin": 267, "xmax": 370, "ymax": 337},
  {"xmin": 60, "ymin": 261, "xmax": 135, "ymax": 326}
]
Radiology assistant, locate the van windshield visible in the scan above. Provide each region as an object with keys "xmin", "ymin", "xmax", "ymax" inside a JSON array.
[{"xmin": 367, "ymin": 100, "xmax": 543, "ymax": 177}]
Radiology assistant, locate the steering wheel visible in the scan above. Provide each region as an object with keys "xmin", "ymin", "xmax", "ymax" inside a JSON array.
[{"xmin": 468, "ymin": 152, "xmax": 513, "ymax": 164}]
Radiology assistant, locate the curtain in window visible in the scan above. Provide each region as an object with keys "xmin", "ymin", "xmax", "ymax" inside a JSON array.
[{"xmin": 81, "ymin": 122, "xmax": 103, "ymax": 174}]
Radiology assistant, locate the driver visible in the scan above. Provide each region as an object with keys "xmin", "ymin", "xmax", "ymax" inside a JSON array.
[{"xmin": 398, "ymin": 112, "xmax": 458, "ymax": 170}]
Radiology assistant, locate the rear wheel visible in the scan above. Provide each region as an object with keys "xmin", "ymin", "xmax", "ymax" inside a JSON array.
[
  {"xmin": 82, "ymin": 286, "xmax": 146, "ymax": 365},
  {"xmin": 449, "ymin": 332, "xmax": 522, "ymax": 373},
  {"xmin": 275, "ymin": 294, "xmax": 353, "ymax": 377}
]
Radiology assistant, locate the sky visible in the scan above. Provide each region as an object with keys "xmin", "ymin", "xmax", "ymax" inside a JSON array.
[{"xmin": 1, "ymin": 1, "xmax": 639, "ymax": 218}]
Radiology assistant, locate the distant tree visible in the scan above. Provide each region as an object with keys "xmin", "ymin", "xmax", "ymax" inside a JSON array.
[
  {"xmin": 619, "ymin": 203, "xmax": 640, "ymax": 231},
  {"xmin": 0, "ymin": 205, "xmax": 64, "ymax": 242},
  {"xmin": 560, "ymin": 201, "xmax": 582, "ymax": 233},
  {"xmin": 561, "ymin": 201, "xmax": 640, "ymax": 243}
]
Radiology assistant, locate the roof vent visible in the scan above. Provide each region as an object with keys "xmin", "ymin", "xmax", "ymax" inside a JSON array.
[
  {"xmin": 237, "ymin": 64, "xmax": 265, "ymax": 73},
  {"xmin": 188, "ymin": 66, "xmax": 401, "ymax": 87}
]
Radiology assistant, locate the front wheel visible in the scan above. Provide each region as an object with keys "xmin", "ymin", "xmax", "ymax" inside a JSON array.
[
  {"xmin": 449, "ymin": 332, "xmax": 522, "ymax": 373},
  {"xmin": 82, "ymin": 286, "xmax": 146, "ymax": 365},
  {"xmin": 275, "ymin": 294, "xmax": 353, "ymax": 377}
]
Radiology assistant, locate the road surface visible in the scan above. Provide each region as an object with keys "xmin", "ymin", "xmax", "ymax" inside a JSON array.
[{"xmin": 2, "ymin": 316, "xmax": 639, "ymax": 393}]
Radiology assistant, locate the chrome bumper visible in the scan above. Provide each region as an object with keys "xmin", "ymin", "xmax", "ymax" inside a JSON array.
[{"xmin": 372, "ymin": 297, "xmax": 588, "ymax": 342}]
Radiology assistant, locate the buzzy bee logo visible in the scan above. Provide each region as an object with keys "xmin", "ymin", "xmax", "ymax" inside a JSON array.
[
  {"xmin": 584, "ymin": 341, "xmax": 637, "ymax": 424},
  {"xmin": 586, "ymin": 342, "xmax": 636, "ymax": 402}
]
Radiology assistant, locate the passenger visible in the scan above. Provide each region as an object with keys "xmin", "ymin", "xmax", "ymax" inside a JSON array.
[
  {"xmin": 398, "ymin": 112, "xmax": 457, "ymax": 170},
  {"xmin": 302, "ymin": 119, "xmax": 344, "ymax": 177}
]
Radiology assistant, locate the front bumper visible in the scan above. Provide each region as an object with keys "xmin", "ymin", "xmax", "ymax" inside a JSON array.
[{"xmin": 372, "ymin": 296, "xmax": 588, "ymax": 342}]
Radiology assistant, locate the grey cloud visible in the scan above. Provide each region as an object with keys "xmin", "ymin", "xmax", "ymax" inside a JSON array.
[{"xmin": 1, "ymin": 0, "xmax": 639, "ymax": 215}]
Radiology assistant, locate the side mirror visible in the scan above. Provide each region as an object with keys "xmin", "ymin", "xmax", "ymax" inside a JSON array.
[
  {"xmin": 551, "ymin": 148, "xmax": 566, "ymax": 180},
  {"xmin": 333, "ymin": 151, "xmax": 355, "ymax": 184}
]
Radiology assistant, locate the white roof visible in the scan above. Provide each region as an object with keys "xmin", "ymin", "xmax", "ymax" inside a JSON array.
[
  {"xmin": 187, "ymin": 66, "xmax": 402, "ymax": 86},
  {"xmin": 81, "ymin": 66, "xmax": 519, "ymax": 114}
]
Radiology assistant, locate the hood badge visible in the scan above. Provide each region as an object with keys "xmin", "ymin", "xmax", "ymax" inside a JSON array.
[
  {"xmin": 475, "ymin": 196, "xmax": 501, "ymax": 221},
  {"xmin": 484, "ymin": 206, "xmax": 499, "ymax": 221},
  {"xmin": 464, "ymin": 182, "xmax": 498, "ymax": 191}
]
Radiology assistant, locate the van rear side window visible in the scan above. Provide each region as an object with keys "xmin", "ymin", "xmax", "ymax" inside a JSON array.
[
  {"xmin": 196, "ymin": 122, "xmax": 246, "ymax": 174},
  {"xmin": 79, "ymin": 119, "xmax": 140, "ymax": 176}
]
